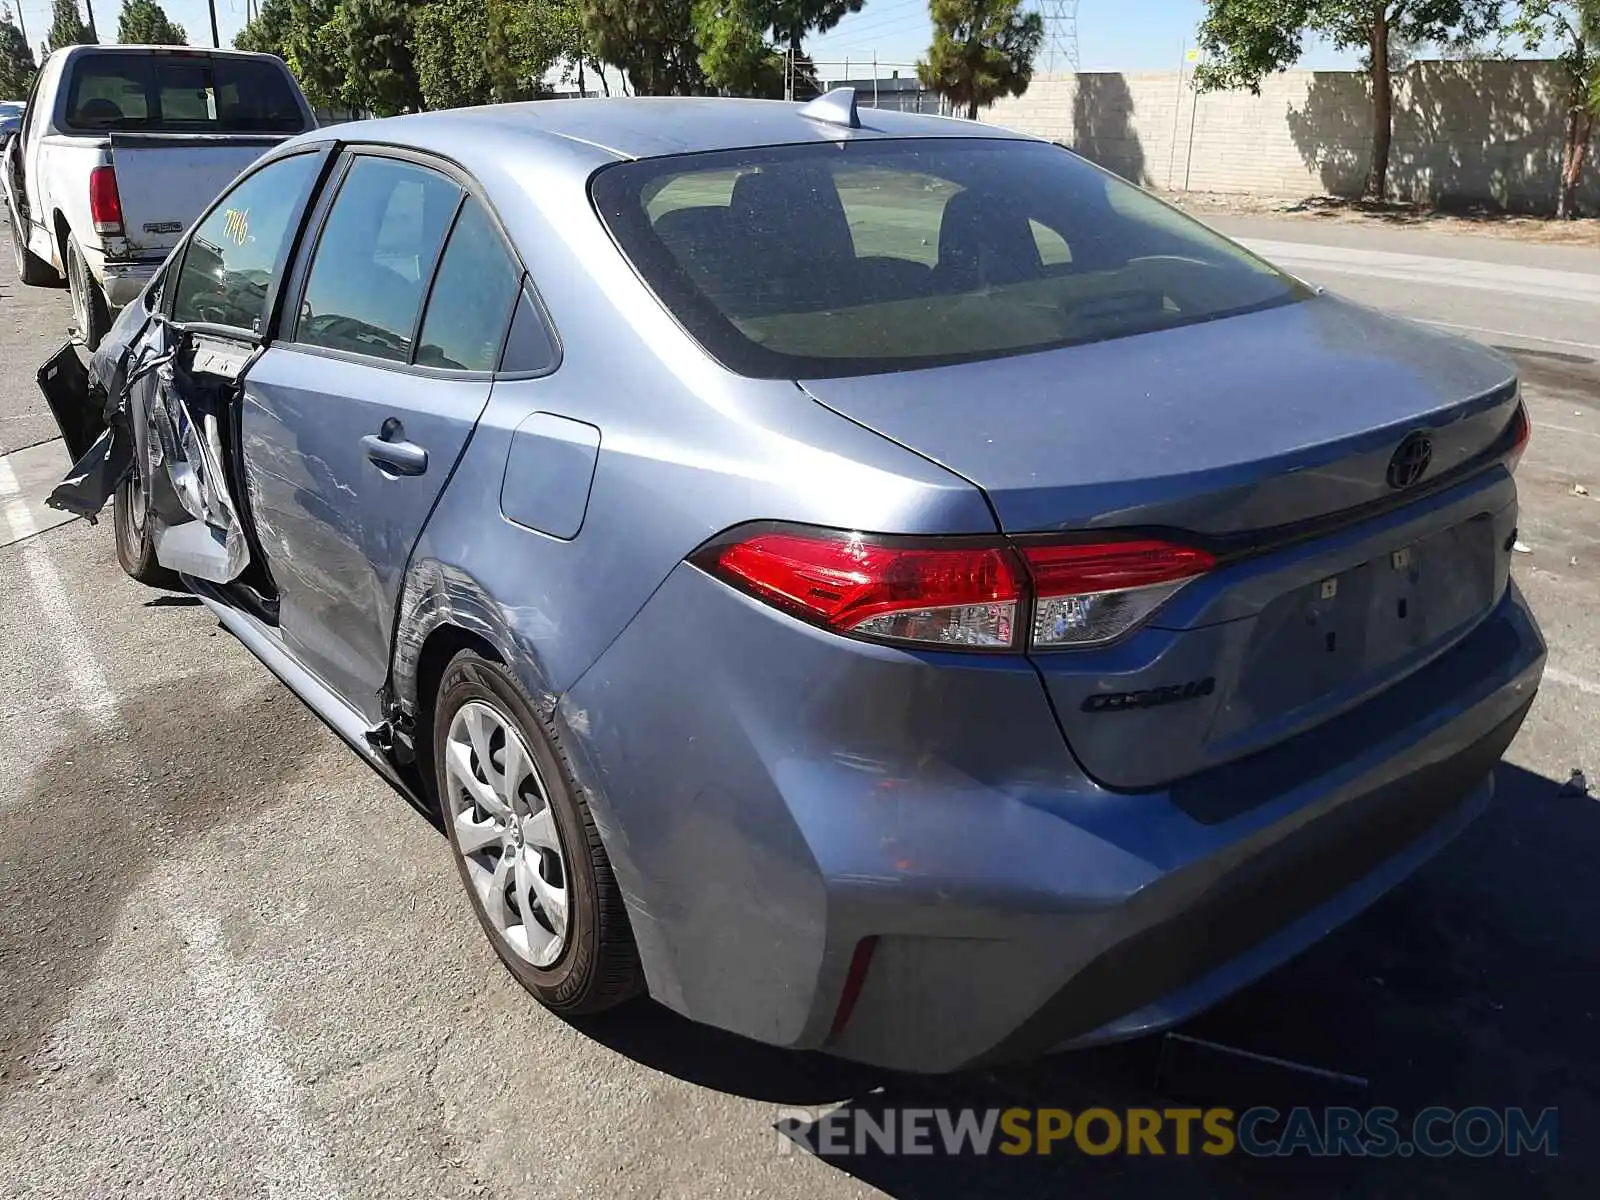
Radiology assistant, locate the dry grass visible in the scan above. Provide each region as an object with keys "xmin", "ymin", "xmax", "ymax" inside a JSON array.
[{"xmin": 1171, "ymin": 191, "xmax": 1600, "ymax": 249}]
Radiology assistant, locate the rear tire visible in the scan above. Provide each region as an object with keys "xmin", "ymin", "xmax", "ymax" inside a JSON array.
[
  {"xmin": 7, "ymin": 203, "xmax": 58, "ymax": 286},
  {"xmin": 65, "ymin": 235, "xmax": 110, "ymax": 349},
  {"xmin": 114, "ymin": 472, "xmax": 181, "ymax": 589},
  {"xmin": 434, "ymin": 650, "xmax": 644, "ymax": 1016}
]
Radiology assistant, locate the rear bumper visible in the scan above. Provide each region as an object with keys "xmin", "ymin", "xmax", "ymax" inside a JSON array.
[
  {"xmin": 100, "ymin": 257, "xmax": 162, "ymax": 309},
  {"xmin": 76, "ymin": 240, "xmax": 163, "ymax": 309},
  {"xmin": 559, "ymin": 565, "xmax": 1544, "ymax": 1074}
]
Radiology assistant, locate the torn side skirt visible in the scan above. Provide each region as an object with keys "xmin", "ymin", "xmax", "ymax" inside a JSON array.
[{"xmin": 46, "ymin": 425, "xmax": 132, "ymax": 524}]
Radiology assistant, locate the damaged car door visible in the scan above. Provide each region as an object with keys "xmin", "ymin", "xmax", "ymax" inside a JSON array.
[
  {"xmin": 238, "ymin": 152, "xmax": 513, "ymax": 724},
  {"xmin": 44, "ymin": 146, "xmax": 333, "ymax": 591}
]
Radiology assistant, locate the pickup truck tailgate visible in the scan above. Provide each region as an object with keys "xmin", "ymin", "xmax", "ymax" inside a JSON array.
[{"xmin": 109, "ymin": 133, "xmax": 286, "ymax": 256}]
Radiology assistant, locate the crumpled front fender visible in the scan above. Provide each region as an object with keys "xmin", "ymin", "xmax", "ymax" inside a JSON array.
[{"xmin": 40, "ymin": 320, "xmax": 256, "ymax": 585}]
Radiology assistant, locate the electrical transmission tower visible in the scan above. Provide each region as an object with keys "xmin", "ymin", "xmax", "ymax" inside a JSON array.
[{"xmin": 1035, "ymin": 1, "xmax": 1081, "ymax": 75}]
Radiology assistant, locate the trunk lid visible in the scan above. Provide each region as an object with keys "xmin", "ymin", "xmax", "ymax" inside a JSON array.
[
  {"xmin": 800, "ymin": 297, "xmax": 1523, "ymax": 790},
  {"xmin": 108, "ymin": 133, "xmax": 287, "ymax": 258},
  {"xmin": 798, "ymin": 296, "xmax": 1517, "ymax": 537}
]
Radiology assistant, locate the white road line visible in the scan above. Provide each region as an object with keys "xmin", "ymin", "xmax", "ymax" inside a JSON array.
[
  {"xmin": 158, "ymin": 887, "xmax": 347, "ymax": 1200},
  {"xmin": 1546, "ymin": 667, "xmax": 1600, "ymax": 697},
  {"xmin": 3, "ymin": 448, "xmax": 343, "ymax": 1194},
  {"xmin": 0, "ymin": 454, "xmax": 114, "ymax": 729},
  {"xmin": 1239, "ymin": 238, "xmax": 1600, "ymax": 305},
  {"xmin": 1417, "ymin": 320, "xmax": 1600, "ymax": 355},
  {"xmin": 1533, "ymin": 421, "xmax": 1600, "ymax": 441}
]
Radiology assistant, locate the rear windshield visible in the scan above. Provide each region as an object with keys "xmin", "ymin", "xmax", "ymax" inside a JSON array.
[
  {"xmin": 63, "ymin": 53, "xmax": 306, "ymax": 134},
  {"xmin": 591, "ymin": 139, "xmax": 1307, "ymax": 378}
]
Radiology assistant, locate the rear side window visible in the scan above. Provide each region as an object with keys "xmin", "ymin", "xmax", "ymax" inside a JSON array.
[
  {"xmin": 592, "ymin": 139, "xmax": 1305, "ymax": 379},
  {"xmin": 63, "ymin": 53, "xmax": 307, "ymax": 133},
  {"xmin": 170, "ymin": 152, "xmax": 323, "ymax": 331},
  {"xmin": 297, "ymin": 157, "xmax": 461, "ymax": 363},
  {"xmin": 500, "ymin": 289, "xmax": 559, "ymax": 375},
  {"xmin": 415, "ymin": 198, "xmax": 521, "ymax": 371}
]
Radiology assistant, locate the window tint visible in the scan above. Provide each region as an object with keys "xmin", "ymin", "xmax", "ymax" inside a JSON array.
[
  {"xmin": 416, "ymin": 199, "xmax": 520, "ymax": 371},
  {"xmin": 500, "ymin": 288, "xmax": 559, "ymax": 375},
  {"xmin": 170, "ymin": 152, "xmax": 323, "ymax": 331},
  {"xmin": 592, "ymin": 140, "xmax": 1302, "ymax": 379},
  {"xmin": 834, "ymin": 168, "xmax": 954, "ymax": 267},
  {"xmin": 68, "ymin": 58, "xmax": 149, "ymax": 126},
  {"xmin": 645, "ymin": 169, "xmax": 740, "ymax": 221},
  {"xmin": 298, "ymin": 158, "xmax": 460, "ymax": 363},
  {"xmin": 1030, "ymin": 219, "xmax": 1072, "ymax": 266},
  {"xmin": 64, "ymin": 53, "xmax": 307, "ymax": 133}
]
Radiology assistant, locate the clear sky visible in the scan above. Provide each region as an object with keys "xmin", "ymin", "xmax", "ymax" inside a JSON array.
[
  {"xmin": 4, "ymin": 0, "xmax": 1363, "ymax": 80},
  {"xmin": 809, "ymin": 0, "xmax": 1362, "ymax": 76},
  {"xmin": 6, "ymin": 0, "xmax": 250, "ymax": 53}
]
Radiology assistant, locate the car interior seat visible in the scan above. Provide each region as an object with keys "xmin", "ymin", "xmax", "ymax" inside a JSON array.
[{"xmin": 935, "ymin": 188, "xmax": 1045, "ymax": 292}]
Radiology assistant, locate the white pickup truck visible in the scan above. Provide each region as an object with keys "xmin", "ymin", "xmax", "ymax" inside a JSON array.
[{"xmin": 3, "ymin": 44, "xmax": 315, "ymax": 347}]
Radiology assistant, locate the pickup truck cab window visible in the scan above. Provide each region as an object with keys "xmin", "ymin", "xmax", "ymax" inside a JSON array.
[
  {"xmin": 296, "ymin": 157, "xmax": 461, "ymax": 364},
  {"xmin": 62, "ymin": 52, "xmax": 308, "ymax": 134},
  {"xmin": 169, "ymin": 152, "xmax": 324, "ymax": 332}
]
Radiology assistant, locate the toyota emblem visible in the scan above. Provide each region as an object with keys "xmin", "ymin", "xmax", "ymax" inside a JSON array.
[{"xmin": 1387, "ymin": 431, "xmax": 1433, "ymax": 489}]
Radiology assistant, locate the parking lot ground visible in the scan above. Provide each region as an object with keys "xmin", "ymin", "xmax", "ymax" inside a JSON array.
[{"xmin": 1, "ymin": 210, "xmax": 1599, "ymax": 1198}]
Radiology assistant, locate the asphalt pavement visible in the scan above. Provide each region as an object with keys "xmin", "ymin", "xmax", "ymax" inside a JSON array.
[{"xmin": 1, "ymin": 209, "xmax": 1598, "ymax": 1198}]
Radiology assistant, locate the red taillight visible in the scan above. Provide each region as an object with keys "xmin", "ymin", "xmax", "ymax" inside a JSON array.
[
  {"xmin": 89, "ymin": 165, "xmax": 123, "ymax": 235},
  {"xmin": 1022, "ymin": 540, "xmax": 1215, "ymax": 648},
  {"xmin": 1506, "ymin": 399, "xmax": 1530, "ymax": 474},
  {"xmin": 1021, "ymin": 540, "xmax": 1216, "ymax": 595},
  {"xmin": 830, "ymin": 936, "xmax": 879, "ymax": 1037},
  {"xmin": 708, "ymin": 530, "xmax": 1024, "ymax": 649},
  {"xmin": 697, "ymin": 527, "xmax": 1213, "ymax": 651}
]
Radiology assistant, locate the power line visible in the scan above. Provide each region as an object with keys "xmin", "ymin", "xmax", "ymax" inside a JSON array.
[
  {"xmin": 1034, "ymin": 0, "xmax": 1081, "ymax": 73},
  {"xmin": 815, "ymin": 0, "xmax": 928, "ymax": 44},
  {"xmin": 818, "ymin": 15, "xmax": 938, "ymax": 59}
]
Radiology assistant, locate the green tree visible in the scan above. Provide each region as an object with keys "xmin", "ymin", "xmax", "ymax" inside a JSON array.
[
  {"xmin": 583, "ymin": 0, "xmax": 705, "ymax": 95},
  {"xmin": 339, "ymin": 0, "xmax": 422, "ymax": 114},
  {"xmin": 693, "ymin": 0, "xmax": 770, "ymax": 93},
  {"xmin": 918, "ymin": 0, "xmax": 1043, "ymax": 119},
  {"xmin": 1194, "ymin": 1, "xmax": 1501, "ymax": 200},
  {"xmin": 766, "ymin": 0, "xmax": 860, "ymax": 70},
  {"xmin": 236, "ymin": 0, "xmax": 349, "ymax": 110},
  {"xmin": 117, "ymin": 0, "xmax": 186, "ymax": 43},
  {"xmin": 484, "ymin": 0, "xmax": 579, "ymax": 100},
  {"xmin": 529, "ymin": 0, "xmax": 601, "ymax": 93},
  {"xmin": 415, "ymin": 0, "xmax": 491, "ymax": 107},
  {"xmin": 48, "ymin": 0, "xmax": 96, "ymax": 49},
  {"xmin": 1510, "ymin": 0, "xmax": 1600, "ymax": 217},
  {"xmin": 0, "ymin": 10, "xmax": 36, "ymax": 96},
  {"xmin": 235, "ymin": 0, "xmax": 294, "ymax": 55},
  {"xmin": 691, "ymin": 0, "xmax": 860, "ymax": 95},
  {"xmin": 289, "ymin": 2, "xmax": 353, "ymax": 110}
]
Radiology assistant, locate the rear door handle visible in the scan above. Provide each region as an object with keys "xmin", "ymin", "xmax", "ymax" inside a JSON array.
[{"xmin": 362, "ymin": 429, "xmax": 428, "ymax": 477}]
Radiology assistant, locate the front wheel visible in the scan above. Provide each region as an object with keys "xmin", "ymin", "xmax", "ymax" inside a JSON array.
[
  {"xmin": 65, "ymin": 235, "xmax": 110, "ymax": 349},
  {"xmin": 114, "ymin": 471, "xmax": 181, "ymax": 589},
  {"xmin": 434, "ymin": 650, "xmax": 644, "ymax": 1015}
]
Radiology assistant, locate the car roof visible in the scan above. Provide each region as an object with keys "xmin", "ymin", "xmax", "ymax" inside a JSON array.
[{"xmin": 311, "ymin": 96, "xmax": 1040, "ymax": 165}]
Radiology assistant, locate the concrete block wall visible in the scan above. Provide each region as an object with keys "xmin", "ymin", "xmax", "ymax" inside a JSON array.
[{"xmin": 986, "ymin": 60, "xmax": 1598, "ymax": 213}]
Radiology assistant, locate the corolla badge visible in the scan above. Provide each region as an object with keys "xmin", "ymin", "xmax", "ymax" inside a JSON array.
[{"xmin": 1081, "ymin": 677, "xmax": 1217, "ymax": 713}]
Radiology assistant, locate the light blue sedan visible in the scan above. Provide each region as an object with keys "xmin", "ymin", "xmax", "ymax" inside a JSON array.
[{"xmin": 43, "ymin": 91, "xmax": 1542, "ymax": 1073}]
